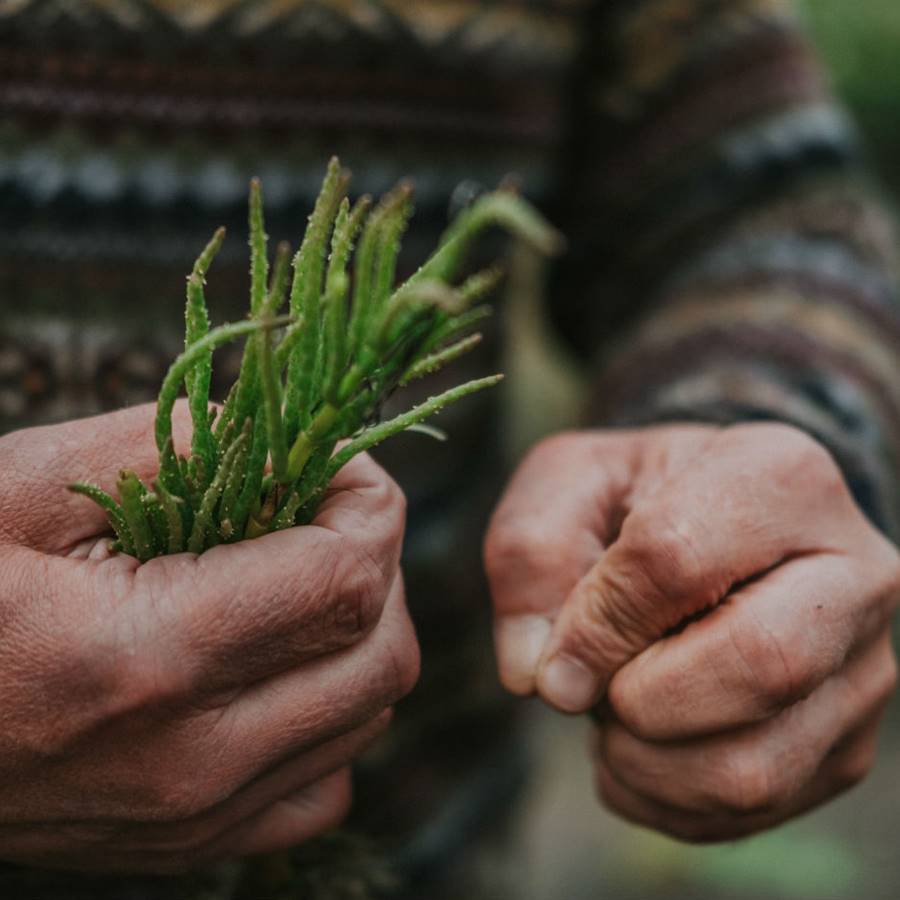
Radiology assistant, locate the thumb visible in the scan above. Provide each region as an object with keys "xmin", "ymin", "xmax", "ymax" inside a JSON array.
[
  {"xmin": 0, "ymin": 402, "xmax": 194, "ymax": 552},
  {"xmin": 533, "ymin": 516, "xmax": 694, "ymax": 714},
  {"xmin": 484, "ymin": 432, "xmax": 639, "ymax": 695}
]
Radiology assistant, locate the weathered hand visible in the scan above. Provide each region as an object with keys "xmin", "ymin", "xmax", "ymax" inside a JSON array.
[
  {"xmin": 485, "ymin": 424, "xmax": 900, "ymax": 841},
  {"xmin": 0, "ymin": 403, "xmax": 419, "ymax": 872}
]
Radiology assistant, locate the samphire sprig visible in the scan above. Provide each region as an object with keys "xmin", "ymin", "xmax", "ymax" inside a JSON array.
[{"xmin": 70, "ymin": 158, "xmax": 564, "ymax": 561}]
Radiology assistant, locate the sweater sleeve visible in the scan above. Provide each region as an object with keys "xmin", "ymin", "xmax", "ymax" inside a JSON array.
[{"xmin": 551, "ymin": 0, "xmax": 900, "ymax": 537}]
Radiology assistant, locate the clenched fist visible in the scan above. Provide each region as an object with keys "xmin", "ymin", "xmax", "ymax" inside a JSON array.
[
  {"xmin": 485, "ymin": 423, "xmax": 900, "ymax": 841},
  {"xmin": 0, "ymin": 403, "xmax": 419, "ymax": 872}
]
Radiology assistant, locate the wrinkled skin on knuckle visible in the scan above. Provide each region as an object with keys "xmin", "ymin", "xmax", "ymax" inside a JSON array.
[
  {"xmin": 726, "ymin": 614, "xmax": 820, "ymax": 717},
  {"xmin": 105, "ymin": 582, "xmax": 199, "ymax": 717},
  {"xmin": 163, "ymin": 535, "xmax": 390, "ymax": 691},
  {"xmin": 561, "ymin": 571, "xmax": 644, "ymax": 676},
  {"xmin": 331, "ymin": 537, "xmax": 393, "ymax": 643},
  {"xmin": 110, "ymin": 647, "xmax": 190, "ymax": 722},
  {"xmin": 606, "ymin": 673, "xmax": 661, "ymax": 741},
  {"xmin": 125, "ymin": 561, "xmax": 212, "ymax": 699},
  {"xmin": 138, "ymin": 764, "xmax": 220, "ymax": 825},
  {"xmin": 622, "ymin": 501, "xmax": 725, "ymax": 613},
  {"xmin": 567, "ymin": 539, "xmax": 675, "ymax": 675},
  {"xmin": 710, "ymin": 746, "xmax": 782, "ymax": 816},
  {"xmin": 598, "ymin": 517, "xmax": 716, "ymax": 676}
]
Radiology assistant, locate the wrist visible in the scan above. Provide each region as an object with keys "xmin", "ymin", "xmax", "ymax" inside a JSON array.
[{"xmin": 586, "ymin": 366, "xmax": 897, "ymax": 539}]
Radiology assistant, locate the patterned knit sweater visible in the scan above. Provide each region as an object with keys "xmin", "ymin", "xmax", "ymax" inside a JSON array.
[{"xmin": 0, "ymin": 1, "xmax": 898, "ymax": 898}]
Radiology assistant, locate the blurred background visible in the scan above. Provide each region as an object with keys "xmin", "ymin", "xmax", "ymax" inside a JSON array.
[{"xmin": 499, "ymin": 2, "xmax": 900, "ymax": 899}]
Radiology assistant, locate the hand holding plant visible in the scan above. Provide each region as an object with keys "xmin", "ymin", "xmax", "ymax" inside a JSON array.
[{"xmin": 0, "ymin": 403, "xmax": 417, "ymax": 871}]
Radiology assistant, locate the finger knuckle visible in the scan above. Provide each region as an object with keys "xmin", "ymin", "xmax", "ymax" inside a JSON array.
[
  {"xmin": 142, "ymin": 770, "xmax": 214, "ymax": 823},
  {"xmin": 633, "ymin": 508, "xmax": 706, "ymax": 593},
  {"xmin": 115, "ymin": 574, "xmax": 198, "ymax": 706},
  {"xmin": 715, "ymin": 750, "xmax": 779, "ymax": 814},
  {"xmin": 594, "ymin": 767, "xmax": 718, "ymax": 845},
  {"xmin": 485, "ymin": 523, "xmax": 583, "ymax": 595},
  {"xmin": 384, "ymin": 470, "xmax": 407, "ymax": 523},
  {"xmin": 379, "ymin": 617, "xmax": 421, "ymax": 706},
  {"xmin": 597, "ymin": 724, "xmax": 638, "ymax": 780},
  {"xmin": 578, "ymin": 555, "xmax": 659, "ymax": 659},
  {"xmin": 483, "ymin": 518, "xmax": 541, "ymax": 581},
  {"xmin": 727, "ymin": 618, "xmax": 819, "ymax": 716},
  {"xmin": 331, "ymin": 540, "xmax": 388, "ymax": 642},
  {"xmin": 108, "ymin": 651, "xmax": 189, "ymax": 721},
  {"xmin": 832, "ymin": 744, "xmax": 876, "ymax": 791},
  {"xmin": 560, "ymin": 576, "xmax": 641, "ymax": 677},
  {"xmin": 607, "ymin": 679, "xmax": 657, "ymax": 741}
]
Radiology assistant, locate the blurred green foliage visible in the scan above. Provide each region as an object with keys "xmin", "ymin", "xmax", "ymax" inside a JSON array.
[{"xmin": 800, "ymin": 0, "xmax": 900, "ymax": 195}]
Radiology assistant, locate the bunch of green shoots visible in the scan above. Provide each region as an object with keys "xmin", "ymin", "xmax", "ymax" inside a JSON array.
[{"xmin": 70, "ymin": 158, "xmax": 562, "ymax": 561}]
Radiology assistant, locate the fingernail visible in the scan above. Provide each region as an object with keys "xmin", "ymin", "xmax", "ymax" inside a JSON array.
[
  {"xmin": 495, "ymin": 615, "xmax": 553, "ymax": 694},
  {"xmin": 539, "ymin": 653, "xmax": 599, "ymax": 713}
]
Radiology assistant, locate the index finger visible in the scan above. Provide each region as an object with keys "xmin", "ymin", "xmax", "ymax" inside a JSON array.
[
  {"xmin": 0, "ymin": 402, "xmax": 195, "ymax": 553},
  {"xmin": 483, "ymin": 433, "xmax": 630, "ymax": 694}
]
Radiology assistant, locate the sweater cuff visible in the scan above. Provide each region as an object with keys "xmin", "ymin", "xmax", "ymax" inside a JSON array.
[{"xmin": 588, "ymin": 364, "xmax": 899, "ymax": 539}]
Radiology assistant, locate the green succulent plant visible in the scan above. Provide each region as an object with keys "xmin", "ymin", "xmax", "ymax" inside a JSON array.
[{"xmin": 70, "ymin": 157, "xmax": 563, "ymax": 559}]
